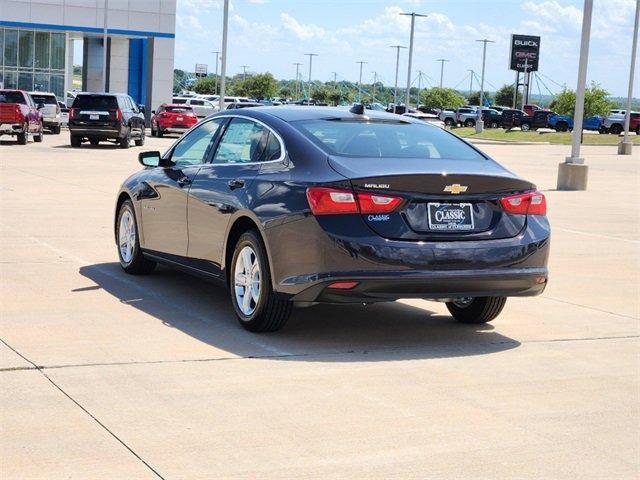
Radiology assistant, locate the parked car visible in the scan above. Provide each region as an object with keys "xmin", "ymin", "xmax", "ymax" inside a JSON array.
[
  {"xmin": 456, "ymin": 107, "xmax": 479, "ymax": 127},
  {"xmin": 29, "ymin": 91, "xmax": 62, "ymax": 134},
  {"xmin": 184, "ymin": 98, "xmax": 218, "ymax": 118},
  {"xmin": 0, "ymin": 89, "xmax": 44, "ymax": 144},
  {"xmin": 151, "ymin": 104, "xmax": 198, "ymax": 137},
  {"xmin": 601, "ymin": 112, "xmax": 640, "ymax": 135},
  {"xmin": 500, "ymin": 109, "xmax": 528, "ymax": 130},
  {"xmin": 490, "ymin": 106, "xmax": 510, "ymax": 113},
  {"xmin": 523, "ymin": 104, "xmax": 550, "ymax": 117},
  {"xmin": 546, "ymin": 113, "xmax": 603, "ymax": 132},
  {"xmin": 114, "ymin": 106, "xmax": 550, "ymax": 332},
  {"xmin": 58, "ymin": 101, "xmax": 69, "ymax": 126},
  {"xmin": 481, "ymin": 108, "xmax": 502, "ymax": 128},
  {"xmin": 438, "ymin": 109, "xmax": 457, "ymax": 126},
  {"xmin": 69, "ymin": 92, "xmax": 146, "ymax": 148},
  {"xmin": 226, "ymin": 102, "xmax": 263, "ymax": 110}
]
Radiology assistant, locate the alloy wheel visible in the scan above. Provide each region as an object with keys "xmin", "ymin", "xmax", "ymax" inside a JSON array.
[
  {"xmin": 119, "ymin": 210, "xmax": 136, "ymax": 263},
  {"xmin": 234, "ymin": 246, "xmax": 261, "ymax": 316}
]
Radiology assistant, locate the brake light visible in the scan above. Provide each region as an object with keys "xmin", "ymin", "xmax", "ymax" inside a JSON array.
[
  {"xmin": 14, "ymin": 105, "xmax": 24, "ymax": 123},
  {"xmin": 306, "ymin": 187, "xmax": 403, "ymax": 215},
  {"xmin": 69, "ymin": 108, "xmax": 77, "ymax": 120},
  {"xmin": 109, "ymin": 109, "xmax": 123, "ymax": 121},
  {"xmin": 500, "ymin": 191, "xmax": 547, "ymax": 215}
]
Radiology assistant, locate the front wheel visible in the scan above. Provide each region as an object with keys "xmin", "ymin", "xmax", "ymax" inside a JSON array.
[
  {"xmin": 490, "ymin": 121, "xmax": 499, "ymax": 129},
  {"xmin": 117, "ymin": 200, "xmax": 156, "ymax": 275},
  {"xmin": 444, "ymin": 118, "xmax": 454, "ymax": 127},
  {"xmin": 464, "ymin": 119, "xmax": 476, "ymax": 128},
  {"xmin": 52, "ymin": 125, "xmax": 61, "ymax": 135},
  {"xmin": 520, "ymin": 123, "xmax": 531, "ymax": 132},
  {"xmin": 230, "ymin": 231, "xmax": 292, "ymax": 332},
  {"xmin": 610, "ymin": 124, "xmax": 623, "ymax": 135},
  {"xmin": 446, "ymin": 297, "xmax": 506, "ymax": 324}
]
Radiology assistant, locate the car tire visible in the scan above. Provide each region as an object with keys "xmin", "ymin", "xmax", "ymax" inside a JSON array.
[
  {"xmin": 70, "ymin": 135, "xmax": 82, "ymax": 147},
  {"xmin": 135, "ymin": 128, "xmax": 145, "ymax": 147},
  {"xmin": 157, "ymin": 128, "xmax": 164, "ymax": 138},
  {"xmin": 52, "ymin": 125, "xmax": 61, "ymax": 135},
  {"xmin": 490, "ymin": 121, "xmax": 498, "ymax": 129},
  {"xmin": 610, "ymin": 124, "xmax": 623, "ymax": 135},
  {"xmin": 89, "ymin": 138, "xmax": 100, "ymax": 146},
  {"xmin": 151, "ymin": 125, "xmax": 156, "ymax": 137},
  {"xmin": 120, "ymin": 129, "xmax": 131, "ymax": 149},
  {"xmin": 444, "ymin": 118, "xmax": 454, "ymax": 127},
  {"xmin": 17, "ymin": 126, "xmax": 27, "ymax": 145},
  {"xmin": 116, "ymin": 200, "xmax": 156, "ymax": 275},
  {"xmin": 446, "ymin": 296, "xmax": 507, "ymax": 324},
  {"xmin": 230, "ymin": 230, "xmax": 292, "ymax": 332},
  {"xmin": 521, "ymin": 123, "xmax": 531, "ymax": 132},
  {"xmin": 464, "ymin": 119, "xmax": 476, "ymax": 128}
]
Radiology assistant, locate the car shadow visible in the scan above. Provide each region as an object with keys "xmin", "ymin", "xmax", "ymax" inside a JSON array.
[
  {"xmin": 78, "ymin": 262, "xmax": 521, "ymax": 362},
  {"xmin": 53, "ymin": 143, "xmax": 121, "ymax": 149}
]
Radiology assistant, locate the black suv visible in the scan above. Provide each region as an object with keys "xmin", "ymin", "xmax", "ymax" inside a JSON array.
[{"xmin": 69, "ymin": 93, "xmax": 146, "ymax": 148}]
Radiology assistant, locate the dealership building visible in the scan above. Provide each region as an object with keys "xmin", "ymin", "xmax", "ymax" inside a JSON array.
[{"xmin": 0, "ymin": 0, "xmax": 175, "ymax": 110}]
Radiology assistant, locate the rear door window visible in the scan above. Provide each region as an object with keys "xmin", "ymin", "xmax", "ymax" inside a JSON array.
[
  {"xmin": 212, "ymin": 118, "xmax": 270, "ymax": 164},
  {"xmin": 73, "ymin": 95, "xmax": 118, "ymax": 110}
]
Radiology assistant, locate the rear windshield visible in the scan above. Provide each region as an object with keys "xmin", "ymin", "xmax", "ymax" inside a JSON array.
[
  {"xmin": 165, "ymin": 106, "xmax": 193, "ymax": 113},
  {"xmin": 172, "ymin": 98, "xmax": 188, "ymax": 104},
  {"xmin": 0, "ymin": 91, "xmax": 26, "ymax": 104},
  {"xmin": 292, "ymin": 119, "xmax": 484, "ymax": 160},
  {"xmin": 72, "ymin": 95, "xmax": 118, "ymax": 110},
  {"xmin": 30, "ymin": 94, "xmax": 57, "ymax": 105}
]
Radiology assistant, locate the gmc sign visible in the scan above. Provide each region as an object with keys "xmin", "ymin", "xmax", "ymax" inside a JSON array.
[{"xmin": 509, "ymin": 34, "xmax": 541, "ymax": 72}]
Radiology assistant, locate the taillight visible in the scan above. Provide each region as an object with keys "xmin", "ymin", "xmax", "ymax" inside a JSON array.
[
  {"xmin": 109, "ymin": 109, "xmax": 123, "ymax": 121},
  {"xmin": 500, "ymin": 191, "xmax": 547, "ymax": 215},
  {"xmin": 69, "ymin": 108, "xmax": 77, "ymax": 119},
  {"xmin": 14, "ymin": 105, "xmax": 24, "ymax": 122},
  {"xmin": 306, "ymin": 187, "xmax": 403, "ymax": 216}
]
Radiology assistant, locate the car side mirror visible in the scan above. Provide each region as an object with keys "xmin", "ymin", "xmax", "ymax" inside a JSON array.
[
  {"xmin": 138, "ymin": 150, "xmax": 170, "ymax": 168},
  {"xmin": 138, "ymin": 104, "xmax": 146, "ymax": 114},
  {"xmin": 36, "ymin": 103, "xmax": 45, "ymax": 110},
  {"xmin": 151, "ymin": 110, "xmax": 155, "ymax": 114}
]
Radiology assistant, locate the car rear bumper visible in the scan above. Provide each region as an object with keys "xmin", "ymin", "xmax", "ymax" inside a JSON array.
[
  {"xmin": 160, "ymin": 126, "xmax": 192, "ymax": 133},
  {"xmin": 288, "ymin": 267, "xmax": 548, "ymax": 303},
  {"xmin": 69, "ymin": 127, "xmax": 123, "ymax": 139},
  {"xmin": 0, "ymin": 123, "xmax": 24, "ymax": 134}
]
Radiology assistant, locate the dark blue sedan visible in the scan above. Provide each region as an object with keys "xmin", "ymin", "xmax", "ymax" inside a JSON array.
[{"xmin": 115, "ymin": 106, "xmax": 550, "ymax": 332}]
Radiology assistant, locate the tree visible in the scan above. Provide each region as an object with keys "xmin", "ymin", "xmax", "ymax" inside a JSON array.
[
  {"xmin": 328, "ymin": 89, "xmax": 342, "ymax": 106},
  {"xmin": 312, "ymin": 85, "xmax": 329, "ymax": 103},
  {"xmin": 467, "ymin": 91, "xmax": 494, "ymax": 106},
  {"xmin": 420, "ymin": 87, "xmax": 466, "ymax": 110},
  {"xmin": 549, "ymin": 82, "xmax": 614, "ymax": 117},
  {"xmin": 239, "ymin": 72, "xmax": 278, "ymax": 100},
  {"xmin": 192, "ymin": 77, "xmax": 217, "ymax": 94},
  {"xmin": 494, "ymin": 84, "xmax": 520, "ymax": 107}
]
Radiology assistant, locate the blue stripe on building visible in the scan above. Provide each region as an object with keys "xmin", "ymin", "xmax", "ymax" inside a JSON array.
[
  {"xmin": 128, "ymin": 38, "xmax": 149, "ymax": 104},
  {"xmin": 0, "ymin": 20, "xmax": 174, "ymax": 39}
]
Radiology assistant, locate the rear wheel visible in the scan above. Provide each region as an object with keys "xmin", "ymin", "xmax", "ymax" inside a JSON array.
[
  {"xmin": 490, "ymin": 120, "xmax": 499, "ymax": 129},
  {"xmin": 464, "ymin": 119, "xmax": 476, "ymax": 128},
  {"xmin": 117, "ymin": 200, "xmax": 156, "ymax": 275},
  {"xmin": 157, "ymin": 128, "xmax": 164, "ymax": 138},
  {"xmin": 52, "ymin": 125, "xmax": 61, "ymax": 135},
  {"xmin": 70, "ymin": 135, "xmax": 82, "ymax": 147},
  {"xmin": 230, "ymin": 231, "xmax": 292, "ymax": 332},
  {"xmin": 446, "ymin": 297, "xmax": 506, "ymax": 324},
  {"xmin": 521, "ymin": 123, "xmax": 531, "ymax": 132},
  {"xmin": 17, "ymin": 126, "xmax": 27, "ymax": 145},
  {"xmin": 610, "ymin": 124, "xmax": 623, "ymax": 135},
  {"xmin": 444, "ymin": 118, "xmax": 454, "ymax": 127},
  {"xmin": 135, "ymin": 127, "xmax": 145, "ymax": 146},
  {"xmin": 120, "ymin": 129, "xmax": 131, "ymax": 149}
]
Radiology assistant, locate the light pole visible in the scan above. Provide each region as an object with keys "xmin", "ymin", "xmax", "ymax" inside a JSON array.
[
  {"xmin": 436, "ymin": 59, "xmax": 449, "ymax": 88},
  {"xmin": 619, "ymin": 0, "xmax": 639, "ymax": 155},
  {"xmin": 372, "ymin": 71, "xmax": 378, "ymax": 102},
  {"xmin": 356, "ymin": 61, "xmax": 367, "ymax": 102},
  {"xmin": 557, "ymin": 0, "xmax": 593, "ymax": 191},
  {"xmin": 240, "ymin": 65, "xmax": 249, "ymax": 82},
  {"xmin": 305, "ymin": 53, "xmax": 318, "ymax": 103},
  {"xmin": 475, "ymin": 38, "xmax": 495, "ymax": 133},
  {"xmin": 390, "ymin": 45, "xmax": 406, "ymax": 108},
  {"xmin": 468, "ymin": 69, "xmax": 474, "ymax": 97},
  {"xmin": 212, "ymin": 50, "xmax": 220, "ymax": 94},
  {"xmin": 102, "ymin": 0, "xmax": 109, "ymax": 91},
  {"xmin": 218, "ymin": 0, "xmax": 229, "ymax": 111},
  {"xmin": 400, "ymin": 12, "xmax": 427, "ymax": 108},
  {"xmin": 293, "ymin": 62, "xmax": 302, "ymax": 100}
]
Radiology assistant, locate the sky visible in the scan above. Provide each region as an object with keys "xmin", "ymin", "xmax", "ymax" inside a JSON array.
[{"xmin": 174, "ymin": 0, "xmax": 638, "ymax": 97}]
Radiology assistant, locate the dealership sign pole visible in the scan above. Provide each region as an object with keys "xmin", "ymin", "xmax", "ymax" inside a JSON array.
[
  {"xmin": 401, "ymin": 12, "xmax": 427, "ymax": 108},
  {"xmin": 218, "ymin": 0, "xmax": 229, "ymax": 111},
  {"xmin": 618, "ymin": 0, "xmax": 639, "ymax": 155},
  {"xmin": 557, "ymin": 0, "xmax": 593, "ymax": 191}
]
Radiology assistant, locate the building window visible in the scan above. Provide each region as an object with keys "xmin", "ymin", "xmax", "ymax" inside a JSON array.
[{"xmin": 1, "ymin": 28, "xmax": 66, "ymax": 99}]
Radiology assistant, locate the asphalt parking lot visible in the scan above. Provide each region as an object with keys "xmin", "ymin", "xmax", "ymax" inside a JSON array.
[{"xmin": 1, "ymin": 132, "xmax": 639, "ymax": 479}]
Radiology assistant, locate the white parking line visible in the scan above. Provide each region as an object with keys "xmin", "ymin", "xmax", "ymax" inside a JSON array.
[{"xmin": 555, "ymin": 227, "xmax": 639, "ymax": 244}]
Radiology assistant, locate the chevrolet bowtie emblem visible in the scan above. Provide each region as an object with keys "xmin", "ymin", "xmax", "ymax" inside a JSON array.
[{"xmin": 443, "ymin": 184, "xmax": 468, "ymax": 194}]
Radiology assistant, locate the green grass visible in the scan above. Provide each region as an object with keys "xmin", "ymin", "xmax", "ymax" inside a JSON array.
[{"xmin": 454, "ymin": 127, "xmax": 640, "ymax": 145}]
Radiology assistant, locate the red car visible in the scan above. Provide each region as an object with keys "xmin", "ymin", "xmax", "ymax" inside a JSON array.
[
  {"xmin": 150, "ymin": 104, "xmax": 198, "ymax": 137},
  {"xmin": 0, "ymin": 89, "xmax": 44, "ymax": 144}
]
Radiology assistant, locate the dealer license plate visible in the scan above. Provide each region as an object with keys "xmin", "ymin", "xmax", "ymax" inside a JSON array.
[{"xmin": 427, "ymin": 203, "xmax": 474, "ymax": 231}]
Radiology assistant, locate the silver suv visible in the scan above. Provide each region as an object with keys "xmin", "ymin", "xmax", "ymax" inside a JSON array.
[{"xmin": 29, "ymin": 92, "xmax": 62, "ymax": 134}]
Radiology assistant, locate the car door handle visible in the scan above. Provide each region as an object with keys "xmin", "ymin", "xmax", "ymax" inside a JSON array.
[
  {"xmin": 177, "ymin": 177, "xmax": 191, "ymax": 187},
  {"xmin": 227, "ymin": 179, "xmax": 245, "ymax": 190}
]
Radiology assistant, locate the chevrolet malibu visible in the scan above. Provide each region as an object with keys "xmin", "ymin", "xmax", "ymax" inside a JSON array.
[{"xmin": 115, "ymin": 106, "xmax": 550, "ymax": 332}]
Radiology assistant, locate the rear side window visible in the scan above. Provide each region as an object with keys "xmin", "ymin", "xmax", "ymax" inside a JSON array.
[
  {"xmin": 72, "ymin": 95, "xmax": 118, "ymax": 110},
  {"xmin": 30, "ymin": 94, "xmax": 57, "ymax": 105},
  {"xmin": 190, "ymin": 99, "xmax": 204, "ymax": 105},
  {"xmin": 213, "ymin": 118, "xmax": 272, "ymax": 164},
  {"xmin": 173, "ymin": 98, "xmax": 187, "ymax": 104},
  {"xmin": 293, "ymin": 119, "xmax": 484, "ymax": 160},
  {"xmin": 0, "ymin": 91, "xmax": 26, "ymax": 104}
]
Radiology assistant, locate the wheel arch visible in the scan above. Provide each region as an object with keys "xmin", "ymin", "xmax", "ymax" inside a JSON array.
[
  {"xmin": 114, "ymin": 190, "xmax": 135, "ymax": 244},
  {"xmin": 223, "ymin": 213, "xmax": 274, "ymax": 287}
]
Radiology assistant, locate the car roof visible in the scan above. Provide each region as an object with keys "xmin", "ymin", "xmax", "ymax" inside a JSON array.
[
  {"xmin": 28, "ymin": 91, "xmax": 56, "ymax": 96},
  {"xmin": 223, "ymin": 105, "xmax": 412, "ymax": 123}
]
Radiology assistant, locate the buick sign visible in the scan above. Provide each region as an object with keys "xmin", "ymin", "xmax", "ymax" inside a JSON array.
[{"xmin": 509, "ymin": 34, "xmax": 541, "ymax": 72}]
